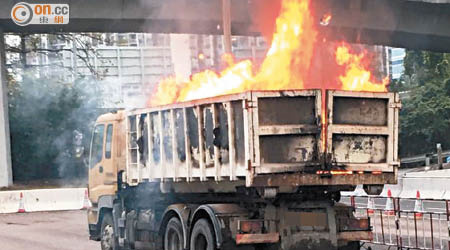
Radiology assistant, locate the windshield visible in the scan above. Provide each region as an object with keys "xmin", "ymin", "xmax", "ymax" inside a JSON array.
[{"xmin": 89, "ymin": 124, "xmax": 104, "ymax": 169}]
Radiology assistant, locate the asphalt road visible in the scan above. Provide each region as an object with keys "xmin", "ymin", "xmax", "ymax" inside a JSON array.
[
  {"xmin": 0, "ymin": 210, "xmax": 99, "ymax": 250},
  {"xmin": 0, "ymin": 209, "xmax": 446, "ymax": 250}
]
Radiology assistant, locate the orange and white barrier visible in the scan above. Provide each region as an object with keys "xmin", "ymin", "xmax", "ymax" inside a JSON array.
[
  {"xmin": 385, "ymin": 189, "xmax": 395, "ymax": 216},
  {"xmin": 18, "ymin": 192, "xmax": 25, "ymax": 213},
  {"xmin": 414, "ymin": 190, "xmax": 424, "ymax": 218},
  {"xmin": 367, "ymin": 196, "xmax": 375, "ymax": 215},
  {"xmin": 82, "ymin": 189, "xmax": 91, "ymax": 210},
  {"xmin": 0, "ymin": 188, "xmax": 88, "ymax": 213}
]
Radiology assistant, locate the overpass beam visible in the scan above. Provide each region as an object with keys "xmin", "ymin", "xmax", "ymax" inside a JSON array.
[{"xmin": 0, "ymin": 28, "xmax": 13, "ymax": 187}]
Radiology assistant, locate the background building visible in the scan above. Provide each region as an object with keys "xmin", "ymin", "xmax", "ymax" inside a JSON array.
[
  {"xmin": 387, "ymin": 47, "xmax": 406, "ymax": 79},
  {"xmin": 58, "ymin": 33, "xmax": 268, "ymax": 108}
]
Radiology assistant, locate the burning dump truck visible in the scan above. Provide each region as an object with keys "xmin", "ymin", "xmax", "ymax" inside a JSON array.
[
  {"xmin": 86, "ymin": 0, "xmax": 401, "ymax": 249},
  {"xmin": 87, "ymin": 89, "xmax": 400, "ymax": 250}
]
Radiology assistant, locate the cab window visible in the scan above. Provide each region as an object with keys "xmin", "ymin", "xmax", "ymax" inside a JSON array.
[
  {"xmin": 90, "ymin": 124, "xmax": 105, "ymax": 168},
  {"xmin": 105, "ymin": 124, "xmax": 113, "ymax": 159}
]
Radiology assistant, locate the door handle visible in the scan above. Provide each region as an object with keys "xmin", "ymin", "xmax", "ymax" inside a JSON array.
[{"xmin": 99, "ymin": 166, "xmax": 103, "ymax": 173}]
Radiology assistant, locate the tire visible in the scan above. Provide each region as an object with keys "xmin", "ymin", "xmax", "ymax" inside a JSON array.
[
  {"xmin": 164, "ymin": 217, "xmax": 184, "ymax": 250},
  {"xmin": 190, "ymin": 218, "xmax": 216, "ymax": 250},
  {"xmin": 100, "ymin": 213, "xmax": 119, "ymax": 250}
]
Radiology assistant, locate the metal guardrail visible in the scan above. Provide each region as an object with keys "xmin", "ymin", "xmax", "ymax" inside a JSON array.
[
  {"xmin": 401, "ymin": 150, "xmax": 450, "ymax": 165},
  {"xmin": 344, "ymin": 196, "xmax": 450, "ymax": 250}
]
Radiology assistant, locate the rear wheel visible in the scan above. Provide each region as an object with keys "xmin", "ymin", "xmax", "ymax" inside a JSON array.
[
  {"xmin": 100, "ymin": 213, "xmax": 119, "ymax": 250},
  {"xmin": 164, "ymin": 217, "xmax": 184, "ymax": 250},
  {"xmin": 190, "ymin": 218, "xmax": 216, "ymax": 250}
]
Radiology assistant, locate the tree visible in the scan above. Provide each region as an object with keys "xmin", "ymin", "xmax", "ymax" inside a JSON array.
[
  {"xmin": 397, "ymin": 51, "xmax": 450, "ymax": 157},
  {"xmin": 8, "ymin": 74, "xmax": 103, "ymax": 180},
  {"xmin": 6, "ymin": 33, "xmax": 105, "ymax": 181}
]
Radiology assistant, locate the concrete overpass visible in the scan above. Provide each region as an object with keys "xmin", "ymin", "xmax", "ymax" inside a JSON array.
[
  {"xmin": 0, "ymin": 0, "xmax": 449, "ymax": 186},
  {"xmin": 0, "ymin": 0, "xmax": 449, "ymax": 52}
]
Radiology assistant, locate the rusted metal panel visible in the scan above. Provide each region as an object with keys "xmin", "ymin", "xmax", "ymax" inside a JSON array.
[
  {"xmin": 332, "ymin": 135, "xmax": 387, "ymax": 163},
  {"xmin": 327, "ymin": 90, "xmax": 400, "ymax": 174},
  {"xmin": 338, "ymin": 231, "xmax": 373, "ymax": 241},
  {"xmin": 226, "ymin": 102, "xmax": 236, "ymax": 181},
  {"xmin": 251, "ymin": 172, "xmax": 396, "ymax": 187},
  {"xmin": 258, "ymin": 124, "xmax": 319, "ymax": 136},
  {"xmin": 235, "ymin": 233, "xmax": 280, "ymax": 245},
  {"xmin": 128, "ymin": 92, "xmax": 250, "ymax": 115},
  {"xmin": 251, "ymin": 90, "xmax": 322, "ymax": 176},
  {"xmin": 260, "ymin": 135, "xmax": 317, "ymax": 163},
  {"xmin": 197, "ymin": 106, "xmax": 206, "ymax": 181},
  {"xmin": 170, "ymin": 109, "xmax": 178, "ymax": 181},
  {"xmin": 257, "ymin": 96, "xmax": 316, "ymax": 126},
  {"xmin": 182, "ymin": 108, "xmax": 192, "ymax": 182},
  {"xmin": 333, "ymin": 97, "xmax": 388, "ymax": 126}
]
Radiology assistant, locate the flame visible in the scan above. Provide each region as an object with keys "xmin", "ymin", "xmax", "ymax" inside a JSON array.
[
  {"xmin": 148, "ymin": 0, "xmax": 387, "ymax": 107},
  {"xmin": 336, "ymin": 44, "xmax": 388, "ymax": 92},
  {"xmin": 148, "ymin": 0, "xmax": 317, "ymax": 106}
]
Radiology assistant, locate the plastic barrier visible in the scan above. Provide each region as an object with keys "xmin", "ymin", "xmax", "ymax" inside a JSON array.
[
  {"xmin": 0, "ymin": 188, "xmax": 87, "ymax": 213},
  {"xmin": 400, "ymin": 178, "xmax": 444, "ymax": 199},
  {"xmin": 398, "ymin": 169, "xmax": 450, "ymax": 199},
  {"xmin": 0, "ymin": 191, "xmax": 22, "ymax": 213},
  {"xmin": 342, "ymin": 169, "xmax": 450, "ymax": 201}
]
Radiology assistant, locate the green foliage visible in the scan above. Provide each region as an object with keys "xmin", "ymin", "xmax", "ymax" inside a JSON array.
[
  {"xmin": 8, "ymin": 73, "xmax": 102, "ymax": 180},
  {"xmin": 398, "ymin": 50, "xmax": 450, "ymax": 157}
]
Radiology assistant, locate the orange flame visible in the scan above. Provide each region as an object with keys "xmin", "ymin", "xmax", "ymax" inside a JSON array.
[
  {"xmin": 336, "ymin": 44, "xmax": 388, "ymax": 92},
  {"xmin": 148, "ymin": 0, "xmax": 318, "ymax": 106},
  {"xmin": 147, "ymin": 0, "xmax": 387, "ymax": 107}
]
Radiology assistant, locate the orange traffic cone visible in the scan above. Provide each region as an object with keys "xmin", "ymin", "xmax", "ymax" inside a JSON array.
[
  {"xmin": 18, "ymin": 192, "xmax": 25, "ymax": 213},
  {"xmin": 367, "ymin": 196, "xmax": 375, "ymax": 216},
  {"xmin": 385, "ymin": 189, "xmax": 395, "ymax": 216},
  {"xmin": 414, "ymin": 190, "xmax": 424, "ymax": 218},
  {"xmin": 82, "ymin": 189, "xmax": 91, "ymax": 210}
]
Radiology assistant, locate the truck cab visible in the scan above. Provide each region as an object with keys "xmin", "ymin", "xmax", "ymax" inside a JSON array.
[{"xmin": 87, "ymin": 111, "xmax": 125, "ymax": 243}]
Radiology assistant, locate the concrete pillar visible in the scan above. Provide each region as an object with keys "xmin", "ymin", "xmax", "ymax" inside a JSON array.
[
  {"xmin": 437, "ymin": 143, "xmax": 443, "ymax": 169},
  {"xmin": 0, "ymin": 28, "xmax": 13, "ymax": 187}
]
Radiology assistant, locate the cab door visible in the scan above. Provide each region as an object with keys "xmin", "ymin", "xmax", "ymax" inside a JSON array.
[{"xmin": 88, "ymin": 123, "xmax": 116, "ymax": 203}]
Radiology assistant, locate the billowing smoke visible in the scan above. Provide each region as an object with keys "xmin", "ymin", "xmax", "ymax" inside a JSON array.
[{"xmin": 6, "ymin": 34, "xmax": 106, "ymax": 184}]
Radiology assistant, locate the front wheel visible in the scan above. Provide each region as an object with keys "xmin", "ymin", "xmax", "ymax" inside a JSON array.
[
  {"xmin": 100, "ymin": 213, "xmax": 119, "ymax": 250},
  {"xmin": 190, "ymin": 219, "xmax": 216, "ymax": 250}
]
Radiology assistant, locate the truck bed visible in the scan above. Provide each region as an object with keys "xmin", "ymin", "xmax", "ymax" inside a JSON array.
[{"xmin": 125, "ymin": 89, "xmax": 400, "ymax": 190}]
